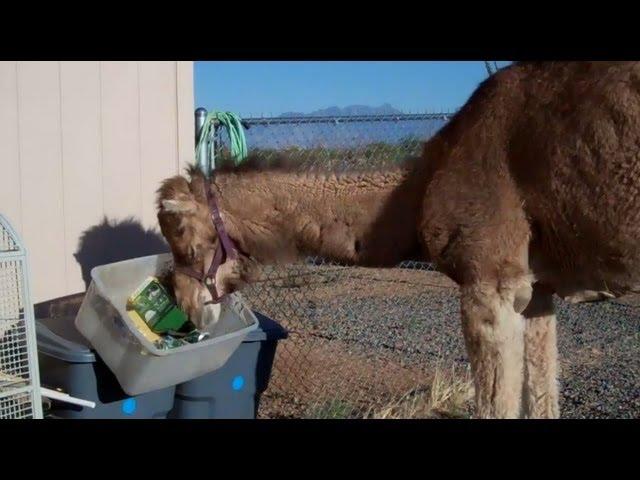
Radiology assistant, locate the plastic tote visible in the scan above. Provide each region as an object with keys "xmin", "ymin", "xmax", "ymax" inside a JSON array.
[{"xmin": 74, "ymin": 253, "xmax": 259, "ymax": 396}]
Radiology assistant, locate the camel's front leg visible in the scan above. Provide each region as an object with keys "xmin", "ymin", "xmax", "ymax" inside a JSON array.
[
  {"xmin": 460, "ymin": 282, "xmax": 527, "ymax": 418},
  {"xmin": 521, "ymin": 283, "xmax": 560, "ymax": 418}
]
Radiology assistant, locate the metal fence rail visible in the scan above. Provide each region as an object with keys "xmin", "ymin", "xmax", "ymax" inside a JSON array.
[{"xmin": 240, "ymin": 112, "xmax": 454, "ymax": 125}]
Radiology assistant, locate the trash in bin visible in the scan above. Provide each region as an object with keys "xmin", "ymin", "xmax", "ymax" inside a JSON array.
[
  {"xmin": 127, "ymin": 277, "xmax": 189, "ymax": 334},
  {"xmin": 127, "ymin": 276, "xmax": 212, "ymax": 351},
  {"xmin": 126, "ymin": 309, "xmax": 163, "ymax": 344}
]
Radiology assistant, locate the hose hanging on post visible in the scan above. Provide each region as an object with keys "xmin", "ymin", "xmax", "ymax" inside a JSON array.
[{"xmin": 196, "ymin": 110, "xmax": 249, "ymax": 175}]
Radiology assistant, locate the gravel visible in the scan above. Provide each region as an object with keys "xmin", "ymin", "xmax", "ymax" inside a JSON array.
[
  {"xmin": 326, "ymin": 293, "xmax": 640, "ymax": 418},
  {"xmin": 555, "ymin": 299, "xmax": 640, "ymax": 418}
]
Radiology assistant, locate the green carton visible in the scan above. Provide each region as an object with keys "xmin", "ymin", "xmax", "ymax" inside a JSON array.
[{"xmin": 127, "ymin": 277, "xmax": 189, "ymax": 334}]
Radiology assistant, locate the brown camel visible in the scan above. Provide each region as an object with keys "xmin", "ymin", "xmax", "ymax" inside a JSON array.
[{"xmin": 156, "ymin": 61, "xmax": 640, "ymax": 419}]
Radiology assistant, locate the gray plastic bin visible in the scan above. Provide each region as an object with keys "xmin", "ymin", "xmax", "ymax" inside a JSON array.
[
  {"xmin": 168, "ymin": 311, "xmax": 288, "ymax": 419},
  {"xmin": 36, "ymin": 315, "xmax": 175, "ymax": 419}
]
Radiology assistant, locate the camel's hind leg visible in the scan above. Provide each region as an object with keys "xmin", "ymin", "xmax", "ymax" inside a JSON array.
[
  {"xmin": 460, "ymin": 279, "xmax": 529, "ymax": 419},
  {"xmin": 521, "ymin": 283, "xmax": 560, "ymax": 418}
]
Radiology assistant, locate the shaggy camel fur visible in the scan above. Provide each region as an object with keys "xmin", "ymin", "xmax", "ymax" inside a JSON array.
[{"xmin": 156, "ymin": 61, "xmax": 640, "ymax": 419}]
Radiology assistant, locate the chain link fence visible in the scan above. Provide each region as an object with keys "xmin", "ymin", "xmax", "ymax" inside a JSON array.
[
  {"xmin": 213, "ymin": 113, "xmax": 476, "ymax": 418},
  {"xmin": 244, "ymin": 260, "xmax": 473, "ymax": 418},
  {"xmin": 215, "ymin": 113, "xmax": 452, "ymax": 171}
]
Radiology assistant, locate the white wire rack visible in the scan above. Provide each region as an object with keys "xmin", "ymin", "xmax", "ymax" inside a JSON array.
[{"xmin": 0, "ymin": 214, "xmax": 43, "ymax": 419}]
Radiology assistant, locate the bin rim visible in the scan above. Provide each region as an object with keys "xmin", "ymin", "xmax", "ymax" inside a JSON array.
[
  {"xmin": 36, "ymin": 320, "xmax": 96, "ymax": 363},
  {"xmin": 245, "ymin": 311, "xmax": 289, "ymax": 342}
]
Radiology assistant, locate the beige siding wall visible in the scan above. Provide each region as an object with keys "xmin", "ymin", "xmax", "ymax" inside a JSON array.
[{"xmin": 0, "ymin": 61, "xmax": 195, "ymax": 303}]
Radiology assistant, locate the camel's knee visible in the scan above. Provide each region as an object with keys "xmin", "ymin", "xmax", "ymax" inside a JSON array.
[
  {"xmin": 462, "ymin": 282, "xmax": 527, "ymax": 343},
  {"xmin": 513, "ymin": 282, "xmax": 533, "ymax": 314}
]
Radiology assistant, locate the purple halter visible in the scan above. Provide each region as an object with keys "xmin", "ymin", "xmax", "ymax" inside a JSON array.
[{"xmin": 174, "ymin": 183, "xmax": 238, "ymax": 303}]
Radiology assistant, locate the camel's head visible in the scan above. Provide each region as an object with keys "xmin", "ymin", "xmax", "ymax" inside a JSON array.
[{"xmin": 156, "ymin": 171, "xmax": 257, "ymax": 325}]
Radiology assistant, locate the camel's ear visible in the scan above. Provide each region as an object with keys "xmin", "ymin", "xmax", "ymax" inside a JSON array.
[{"xmin": 161, "ymin": 197, "xmax": 197, "ymax": 214}]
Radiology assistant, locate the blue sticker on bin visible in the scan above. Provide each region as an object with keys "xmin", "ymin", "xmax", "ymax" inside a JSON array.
[
  {"xmin": 122, "ymin": 398, "xmax": 137, "ymax": 415},
  {"xmin": 231, "ymin": 376, "xmax": 245, "ymax": 391}
]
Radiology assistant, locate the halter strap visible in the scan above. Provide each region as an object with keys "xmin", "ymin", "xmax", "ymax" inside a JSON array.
[{"xmin": 174, "ymin": 183, "xmax": 238, "ymax": 303}]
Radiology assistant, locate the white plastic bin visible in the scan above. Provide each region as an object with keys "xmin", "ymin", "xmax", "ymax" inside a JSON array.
[{"xmin": 74, "ymin": 253, "xmax": 258, "ymax": 396}]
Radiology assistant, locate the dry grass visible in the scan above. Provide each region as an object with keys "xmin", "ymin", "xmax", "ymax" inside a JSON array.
[
  {"xmin": 260, "ymin": 333, "xmax": 439, "ymax": 418},
  {"xmin": 365, "ymin": 361, "xmax": 475, "ymax": 419}
]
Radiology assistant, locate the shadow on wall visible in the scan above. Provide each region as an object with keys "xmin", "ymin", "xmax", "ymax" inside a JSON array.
[{"xmin": 74, "ymin": 216, "xmax": 170, "ymax": 289}]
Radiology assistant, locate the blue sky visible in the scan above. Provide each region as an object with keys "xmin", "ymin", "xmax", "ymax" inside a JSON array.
[{"xmin": 194, "ymin": 61, "xmax": 512, "ymax": 117}]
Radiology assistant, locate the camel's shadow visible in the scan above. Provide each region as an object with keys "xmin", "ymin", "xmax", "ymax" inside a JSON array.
[
  {"xmin": 34, "ymin": 216, "xmax": 170, "ymax": 318},
  {"xmin": 73, "ymin": 216, "xmax": 170, "ymax": 289}
]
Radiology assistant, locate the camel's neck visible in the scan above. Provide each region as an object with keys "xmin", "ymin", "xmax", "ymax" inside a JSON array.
[{"xmin": 210, "ymin": 166, "xmax": 425, "ymax": 267}]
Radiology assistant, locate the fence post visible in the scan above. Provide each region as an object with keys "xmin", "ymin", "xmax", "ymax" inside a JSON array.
[{"xmin": 195, "ymin": 107, "xmax": 209, "ymax": 175}]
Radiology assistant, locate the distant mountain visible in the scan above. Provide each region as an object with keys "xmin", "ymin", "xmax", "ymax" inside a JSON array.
[{"xmin": 279, "ymin": 103, "xmax": 403, "ymax": 117}]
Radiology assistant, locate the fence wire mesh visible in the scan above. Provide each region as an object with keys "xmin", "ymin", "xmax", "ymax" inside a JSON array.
[
  {"xmin": 215, "ymin": 113, "xmax": 451, "ymax": 171},
  {"xmin": 215, "ymin": 113, "xmax": 476, "ymax": 418},
  {"xmin": 243, "ymin": 259, "xmax": 473, "ymax": 419}
]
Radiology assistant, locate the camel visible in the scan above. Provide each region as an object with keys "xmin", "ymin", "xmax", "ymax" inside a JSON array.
[{"xmin": 156, "ymin": 61, "xmax": 640, "ymax": 419}]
